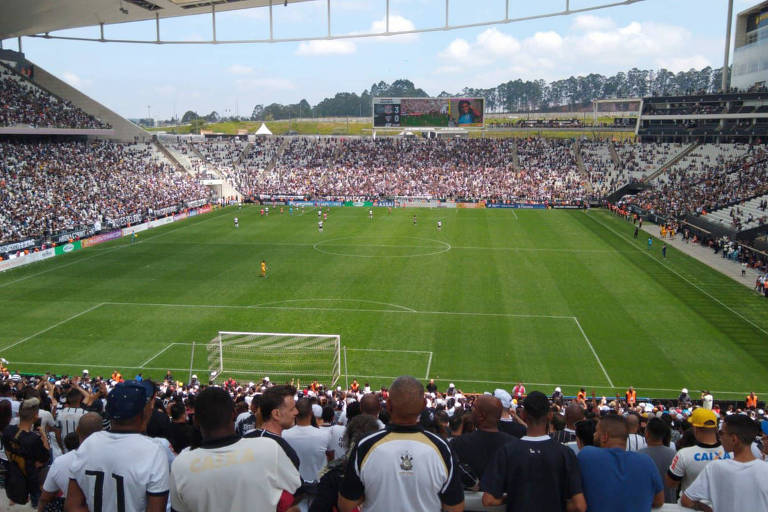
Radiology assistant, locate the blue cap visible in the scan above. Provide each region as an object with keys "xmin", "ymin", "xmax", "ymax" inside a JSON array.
[{"xmin": 106, "ymin": 380, "xmax": 154, "ymax": 420}]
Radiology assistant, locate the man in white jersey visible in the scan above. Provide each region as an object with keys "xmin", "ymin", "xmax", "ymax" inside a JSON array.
[
  {"xmin": 234, "ymin": 216, "xmax": 239, "ymax": 228},
  {"xmin": 682, "ymin": 414, "xmax": 768, "ymax": 512},
  {"xmin": 318, "ymin": 220, "xmax": 323, "ymax": 232},
  {"xmin": 339, "ymin": 376, "xmax": 464, "ymax": 512},
  {"xmin": 38, "ymin": 412, "xmax": 103, "ymax": 511},
  {"xmin": 368, "ymin": 209, "xmax": 373, "ymax": 220},
  {"xmin": 283, "ymin": 398, "xmax": 330, "ymax": 486},
  {"xmin": 65, "ymin": 380, "xmax": 169, "ymax": 512},
  {"xmin": 170, "ymin": 387, "xmax": 300, "ymax": 512},
  {"xmin": 57, "ymin": 386, "xmax": 90, "ymax": 443},
  {"xmin": 666, "ymin": 407, "xmax": 730, "ymax": 502}
]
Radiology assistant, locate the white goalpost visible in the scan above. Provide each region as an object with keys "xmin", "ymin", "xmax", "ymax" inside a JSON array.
[{"xmin": 207, "ymin": 331, "xmax": 341, "ymax": 385}]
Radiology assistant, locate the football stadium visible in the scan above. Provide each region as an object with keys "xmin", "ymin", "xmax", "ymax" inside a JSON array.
[{"xmin": 1, "ymin": 0, "xmax": 768, "ymax": 510}]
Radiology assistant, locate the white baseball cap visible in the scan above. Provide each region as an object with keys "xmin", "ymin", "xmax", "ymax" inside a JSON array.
[{"xmin": 449, "ymin": 383, "xmax": 455, "ymax": 388}]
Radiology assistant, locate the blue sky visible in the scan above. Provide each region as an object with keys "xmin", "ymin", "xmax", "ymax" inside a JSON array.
[{"xmin": 3, "ymin": 0, "xmax": 757, "ymax": 119}]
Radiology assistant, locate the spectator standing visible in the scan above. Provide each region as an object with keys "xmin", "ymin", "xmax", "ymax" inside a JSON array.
[
  {"xmin": 168, "ymin": 402, "xmax": 198, "ymax": 453},
  {"xmin": 245, "ymin": 385, "xmax": 300, "ymax": 471},
  {"xmin": 283, "ymin": 398, "xmax": 331, "ymax": 495},
  {"xmin": 550, "ymin": 403, "xmax": 584, "ymax": 444},
  {"xmin": 512, "ymin": 382, "xmax": 526, "ymax": 401},
  {"xmin": 234, "ymin": 395, "xmax": 261, "ymax": 437},
  {"xmin": 577, "ymin": 415, "xmax": 664, "ymax": 511},
  {"xmin": 495, "ymin": 389, "xmax": 526, "ymax": 438},
  {"xmin": 2, "ymin": 398, "xmax": 50, "ymax": 507},
  {"xmin": 639, "ymin": 417, "xmax": 677, "ymax": 503},
  {"xmin": 38, "ymin": 412, "xmax": 103, "ymax": 511},
  {"xmin": 626, "ymin": 413, "xmax": 648, "ymax": 451},
  {"xmin": 320, "ymin": 406, "xmax": 346, "ymax": 461},
  {"xmin": 359, "ymin": 393, "xmax": 385, "ymax": 429},
  {"xmin": 169, "ymin": 387, "xmax": 301, "ymax": 512},
  {"xmin": 57, "ymin": 386, "xmax": 89, "ymax": 441},
  {"xmin": 481, "ymin": 391, "xmax": 586, "ymax": 512},
  {"xmin": 682, "ymin": 415, "xmax": 768, "ymax": 511},
  {"xmin": 65, "ymin": 380, "xmax": 170, "ymax": 512},
  {"xmin": 339, "ymin": 376, "xmax": 464, "ymax": 512},
  {"xmin": 665, "ymin": 408, "xmax": 729, "ymax": 500},
  {"xmin": 451, "ymin": 395, "xmax": 515, "ymax": 483}
]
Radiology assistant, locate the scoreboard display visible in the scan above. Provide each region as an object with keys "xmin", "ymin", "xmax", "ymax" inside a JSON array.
[{"xmin": 373, "ymin": 97, "xmax": 484, "ymax": 128}]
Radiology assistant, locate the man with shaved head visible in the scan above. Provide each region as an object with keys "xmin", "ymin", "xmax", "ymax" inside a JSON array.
[
  {"xmin": 339, "ymin": 376, "xmax": 464, "ymax": 512},
  {"xmin": 551, "ymin": 402, "xmax": 584, "ymax": 444},
  {"xmin": 451, "ymin": 395, "xmax": 517, "ymax": 481},
  {"xmin": 578, "ymin": 414, "xmax": 664, "ymax": 511},
  {"xmin": 359, "ymin": 392, "xmax": 385, "ymax": 429}
]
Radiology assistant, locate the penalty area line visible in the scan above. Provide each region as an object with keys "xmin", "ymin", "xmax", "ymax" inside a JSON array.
[
  {"xmin": 139, "ymin": 343, "xmax": 178, "ymax": 368},
  {"xmin": 573, "ymin": 317, "xmax": 613, "ymax": 388},
  {"xmin": 0, "ymin": 303, "xmax": 106, "ymax": 352}
]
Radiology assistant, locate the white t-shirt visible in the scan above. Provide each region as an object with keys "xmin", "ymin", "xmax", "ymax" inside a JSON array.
[
  {"xmin": 626, "ymin": 433, "xmax": 648, "ymax": 452},
  {"xmin": 668, "ymin": 442, "xmax": 731, "ymax": 496},
  {"xmin": 283, "ymin": 425, "xmax": 330, "ymax": 482},
  {"xmin": 43, "ymin": 449, "xmax": 77, "ymax": 497},
  {"xmin": 57, "ymin": 406, "xmax": 88, "ymax": 440},
  {"xmin": 685, "ymin": 458, "xmax": 768, "ymax": 512},
  {"xmin": 69, "ymin": 430, "xmax": 170, "ymax": 512},
  {"xmin": 170, "ymin": 437, "xmax": 300, "ymax": 512},
  {"xmin": 323, "ymin": 424, "xmax": 346, "ymax": 460},
  {"xmin": 702, "ymin": 394, "xmax": 714, "ymax": 410}
]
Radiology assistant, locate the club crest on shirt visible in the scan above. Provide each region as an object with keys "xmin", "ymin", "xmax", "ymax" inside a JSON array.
[{"xmin": 399, "ymin": 452, "xmax": 414, "ymax": 472}]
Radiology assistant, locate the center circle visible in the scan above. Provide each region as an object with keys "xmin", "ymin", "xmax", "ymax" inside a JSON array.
[{"xmin": 313, "ymin": 236, "xmax": 451, "ymax": 258}]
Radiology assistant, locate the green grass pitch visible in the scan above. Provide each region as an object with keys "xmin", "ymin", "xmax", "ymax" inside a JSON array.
[{"xmin": 1, "ymin": 206, "xmax": 767, "ymax": 398}]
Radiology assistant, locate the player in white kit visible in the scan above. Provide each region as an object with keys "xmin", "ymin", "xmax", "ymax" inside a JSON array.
[
  {"xmin": 234, "ymin": 217, "xmax": 239, "ymax": 228},
  {"xmin": 318, "ymin": 220, "xmax": 323, "ymax": 232},
  {"xmin": 369, "ymin": 209, "xmax": 373, "ymax": 220},
  {"xmin": 437, "ymin": 220, "xmax": 442, "ymax": 231}
]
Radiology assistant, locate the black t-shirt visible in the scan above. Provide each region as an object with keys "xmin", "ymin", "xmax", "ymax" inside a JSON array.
[
  {"xmin": 168, "ymin": 422, "xmax": 200, "ymax": 453},
  {"xmin": 481, "ymin": 436, "xmax": 582, "ymax": 512},
  {"xmin": 498, "ymin": 418, "xmax": 527, "ymax": 438},
  {"xmin": 450, "ymin": 429, "xmax": 516, "ymax": 480},
  {"xmin": 2, "ymin": 425, "xmax": 49, "ymax": 474}
]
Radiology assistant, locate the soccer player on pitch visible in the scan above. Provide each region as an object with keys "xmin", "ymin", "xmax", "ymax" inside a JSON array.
[
  {"xmin": 261, "ymin": 260, "xmax": 267, "ymax": 278},
  {"xmin": 234, "ymin": 217, "xmax": 239, "ymax": 229}
]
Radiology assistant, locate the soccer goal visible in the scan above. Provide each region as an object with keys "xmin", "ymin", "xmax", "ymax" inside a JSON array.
[{"xmin": 207, "ymin": 331, "xmax": 341, "ymax": 386}]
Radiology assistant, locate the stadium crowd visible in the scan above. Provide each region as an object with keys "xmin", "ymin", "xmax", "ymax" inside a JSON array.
[
  {"xmin": 202, "ymin": 137, "xmax": 590, "ymax": 202},
  {"xmin": 0, "ymin": 367, "xmax": 766, "ymax": 512},
  {"xmin": 0, "ymin": 66, "xmax": 110, "ymax": 130},
  {"xmin": 0, "ymin": 141, "xmax": 207, "ymax": 243}
]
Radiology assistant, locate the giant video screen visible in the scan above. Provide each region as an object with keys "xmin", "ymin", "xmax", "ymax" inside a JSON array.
[{"xmin": 373, "ymin": 97, "xmax": 484, "ymax": 128}]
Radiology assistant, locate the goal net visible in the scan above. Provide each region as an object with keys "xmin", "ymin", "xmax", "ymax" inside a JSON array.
[{"xmin": 207, "ymin": 331, "xmax": 341, "ymax": 386}]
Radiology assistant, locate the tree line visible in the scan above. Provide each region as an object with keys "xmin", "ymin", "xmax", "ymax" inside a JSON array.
[{"xmin": 178, "ymin": 66, "xmax": 725, "ymax": 123}]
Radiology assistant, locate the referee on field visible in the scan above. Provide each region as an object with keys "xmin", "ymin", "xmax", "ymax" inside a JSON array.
[{"xmin": 339, "ymin": 376, "xmax": 464, "ymax": 512}]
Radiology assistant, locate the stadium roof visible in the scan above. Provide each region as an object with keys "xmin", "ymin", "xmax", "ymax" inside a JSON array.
[
  {"xmin": 0, "ymin": 0, "xmax": 315, "ymax": 40},
  {"xmin": 1, "ymin": 0, "xmax": 648, "ymax": 45}
]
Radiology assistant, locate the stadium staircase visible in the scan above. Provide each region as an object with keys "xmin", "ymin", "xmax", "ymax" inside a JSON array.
[
  {"xmin": 607, "ymin": 141, "xmax": 620, "ymax": 167},
  {"xmin": 643, "ymin": 141, "xmax": 701, "ymax": 182},
  {"xmin": 572, "ymin": 141, "xmax": 593, "ymax": 194},
  {"xmin": 153, "ymin": 140, "xmax": 186, "ymax": 174},
  {"xmin": 510, "ymin": 140, "xmax": 520, "ymax": 171},
  {"xmin": 236, "ymin": 142, "xmax": 253, "ymax": 166},
  {"xmin": 266, "ymin": 138, "xmax": 291, "ymax": 173},
  {"xmin": 24, "ymin": 58, "xmax": 149, "ymax": 142},
  {"xmin": 163, "ymin": 144, "xmax": 197, "ymax": 175}
]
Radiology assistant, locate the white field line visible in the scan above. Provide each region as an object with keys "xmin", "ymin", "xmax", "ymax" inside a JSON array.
[
  {"xmin": 425, "ymin": 352, "xmax": 433, "ymax": 380},
  {"xmin": 510, "ymin": 209, "xmax": 519, "ymax": 220},
  {"xmin": 0, "ymin": 209, "xmax": 224, "ymax": 289},
  {"xmin": 0, "ymin": 303, "xmax": 106, "ymax": 352},
  {"xmin": 139, "ymin": 343, "xmax": 178, "ymax": 368},
  {"xmin": 103, "ymin": 301, "xmax": 577, "ymax": 320},
  {"xmin": 253, "ymin": 298, "xmax": 417, "ymax": 312},
  {"xmin": 573, "ymin": 317, "xmax": 613, "ymax": 387},
  {"xmin": 345, "ymin": 348, "xmax": 432, "ymax": 354},
  {"xmin": 586, "ymin": 211, "xmax": 768, "ymax": 338}
]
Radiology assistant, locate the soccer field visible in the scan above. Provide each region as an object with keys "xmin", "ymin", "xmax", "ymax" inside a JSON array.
[{"xmin": 1, "ymin": 206, "xmax": 767, "ymax": 398}]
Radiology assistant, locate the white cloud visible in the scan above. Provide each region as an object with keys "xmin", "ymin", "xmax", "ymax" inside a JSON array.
[
  {"xmin": 368, "ymin": 14, "xmax": 418, "ymax": 42},
  {"xmin": 295, "ymin": 39, "xmax": 356, "ymax": 56},
  {"xmin": 435, "ymin": 19, "xmax": 714, "ymax": 81},
  {"xmin": 61, "ymin": 72, "xmax": 91, "ymax": 89},
  {"xmin": 228, "ymin": 64, "xmax": 254, "ymax": 75}
]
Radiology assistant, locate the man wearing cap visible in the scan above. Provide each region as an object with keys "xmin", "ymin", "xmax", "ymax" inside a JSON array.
[
  {"xmin": 665, "ymin": 407, "xmax": 731, "ymax": 502},
  {"xmin": 481, "ymin": 391, "xmax": 586, "ymax": 512},
  {"xmin": 65, "ymin": 380, "xmax": 170, "ymax": 512},
  {"xmin": 170, "ymin": 387, "xmax": 301, "ymax": 512},
  {"xmin": 578, "ymin": 415, "xmax": 664, "ymax": 511},
  {"xmin": 339, "ymin": 376, "xmax": 464, "ymax": 512},
  {"xmin": 495, "ymin": 388, "xmax": 526, "ymax": 439},
  {"xmin": 682, "ymin": 414, "xmax": 768, "ymax": 512}
]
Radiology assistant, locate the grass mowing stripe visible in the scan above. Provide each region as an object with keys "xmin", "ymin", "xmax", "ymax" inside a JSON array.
[
  {"xmin": 584, "ymin": 211, "xmax": 768, "ymax": 338},
  {"xmin": 0, "ymin": 303, "xmax": 105, "ymax": 351}
]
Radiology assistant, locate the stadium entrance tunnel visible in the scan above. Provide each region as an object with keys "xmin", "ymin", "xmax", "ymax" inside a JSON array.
[{"xmin": 313, "ymin": 236, "xmax": 451, "ymax": 258}]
